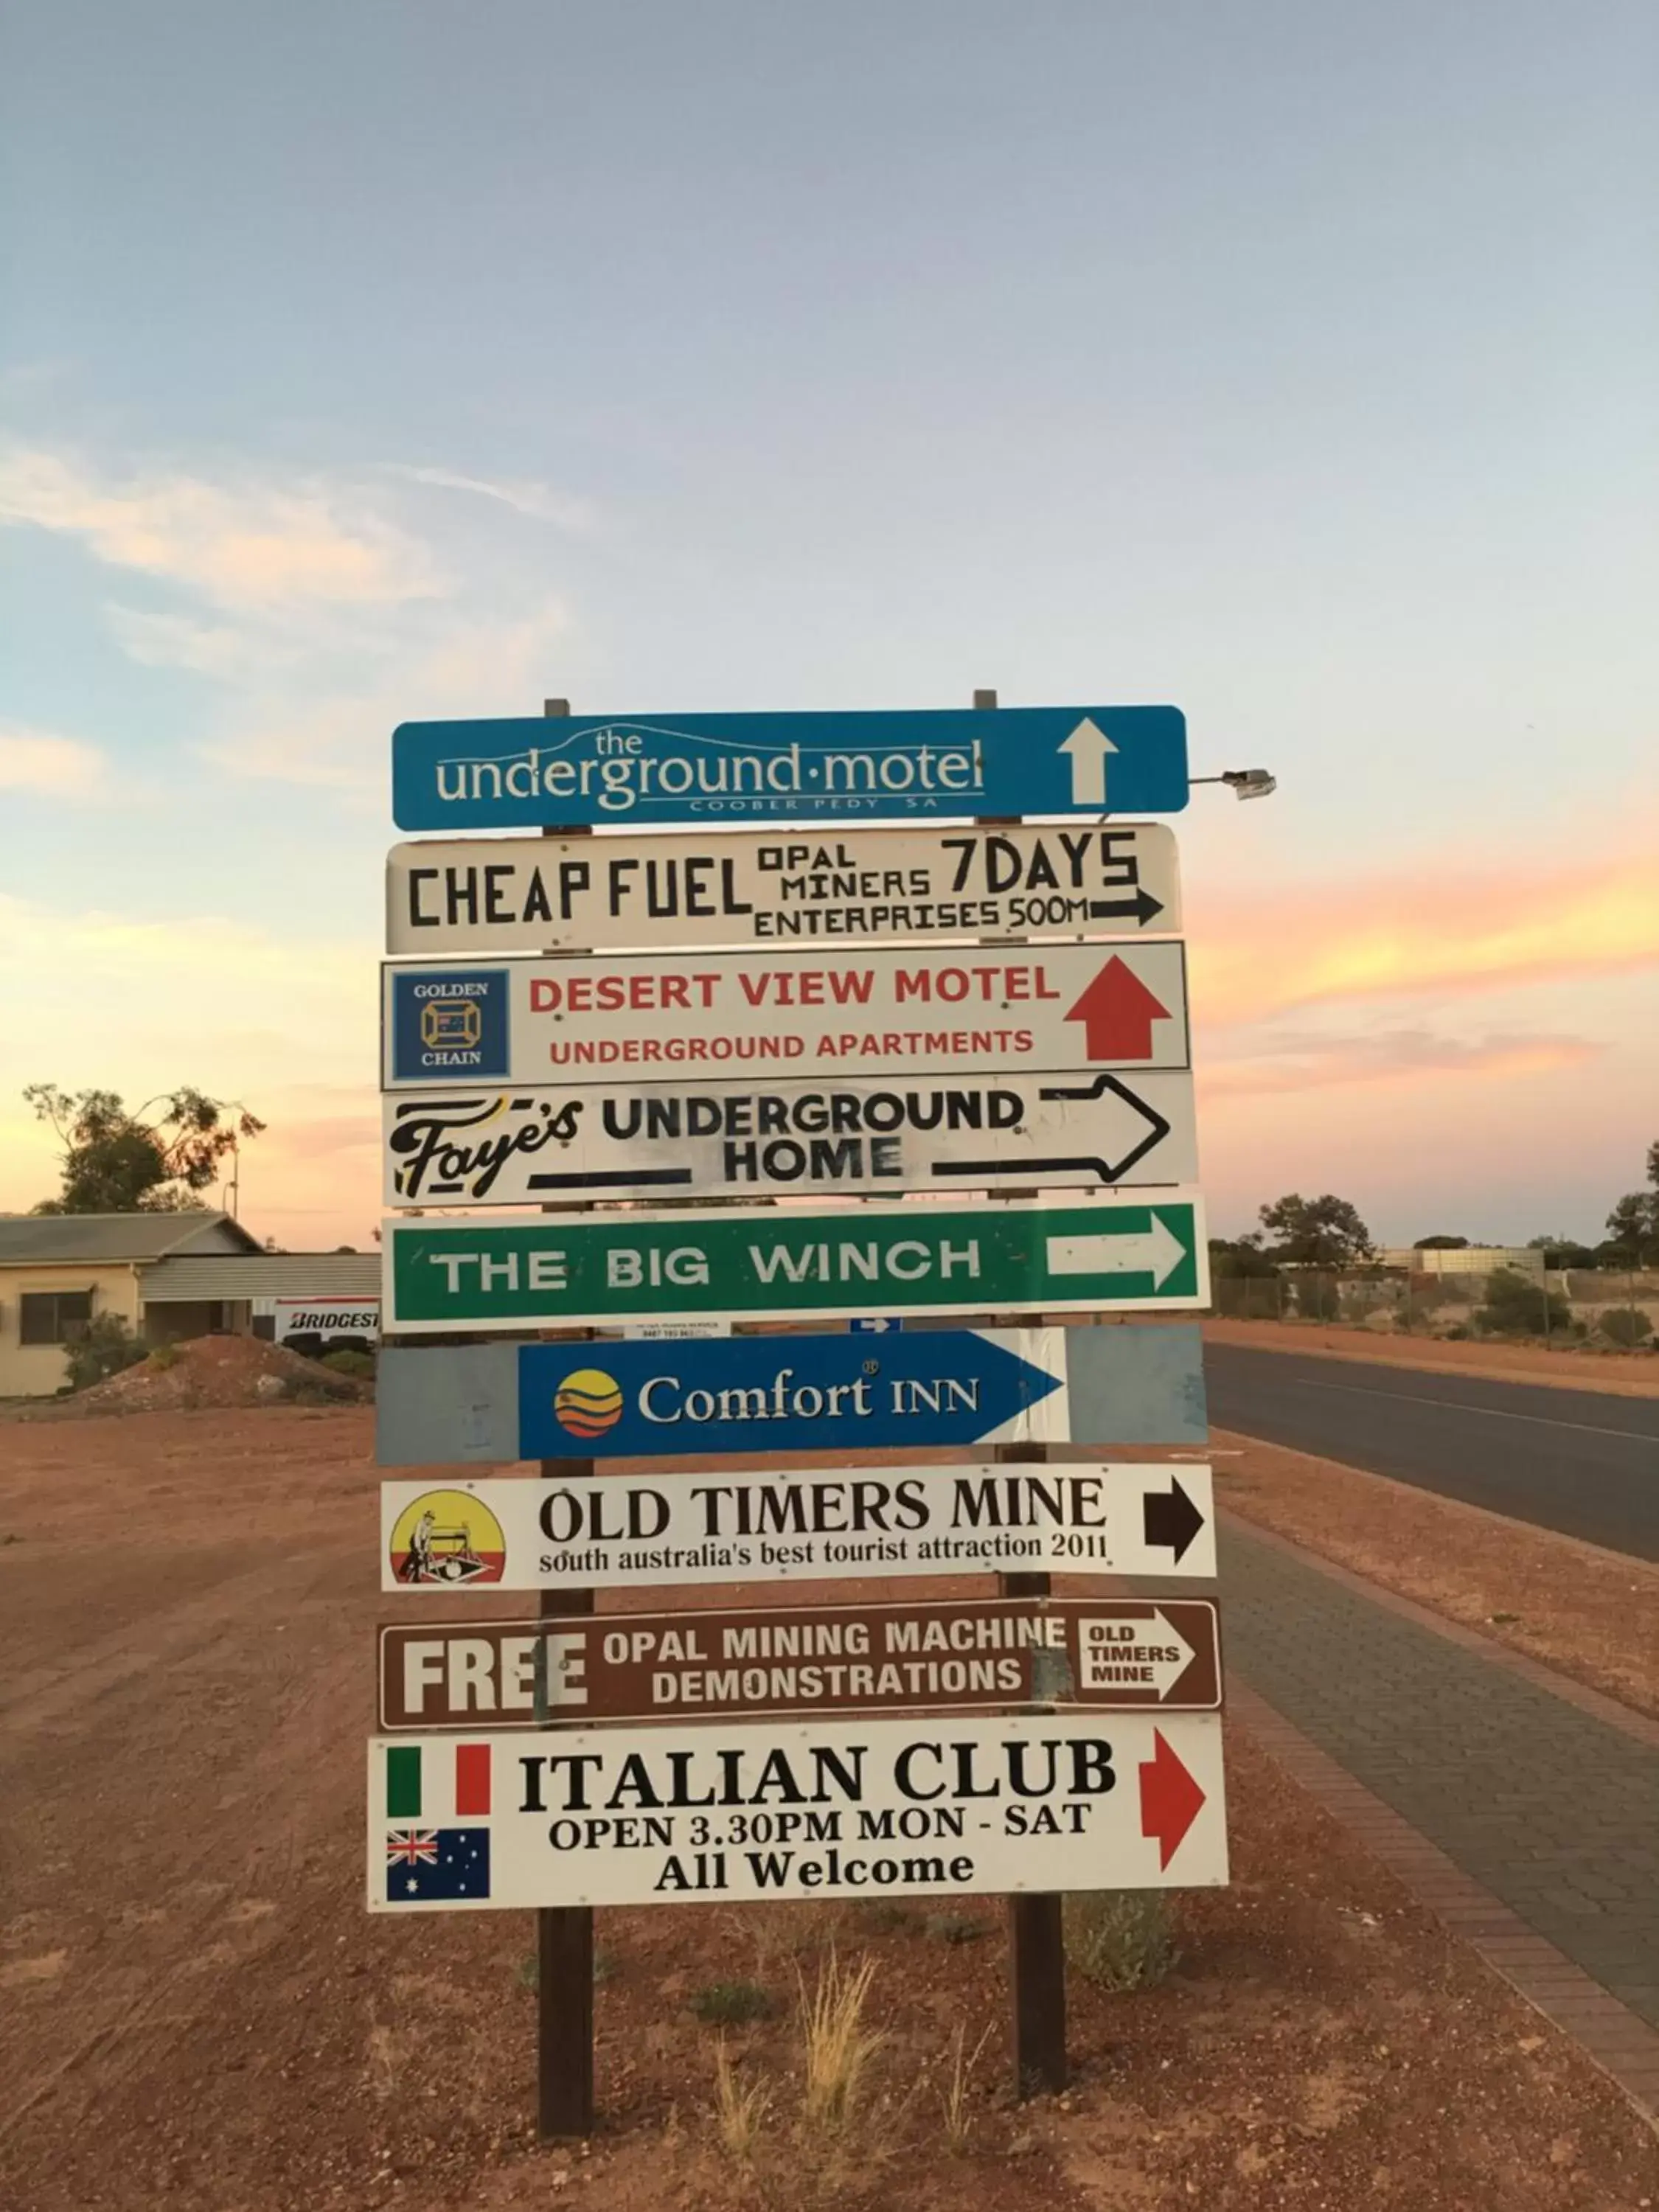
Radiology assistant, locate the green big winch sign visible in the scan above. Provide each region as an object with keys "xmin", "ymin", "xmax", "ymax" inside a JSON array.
[{"xmin": 381, "ymin": 1194, "xmax": 1207, "ymax": 1332}]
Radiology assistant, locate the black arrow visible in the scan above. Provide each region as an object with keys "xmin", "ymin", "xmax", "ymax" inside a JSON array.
[
  {"xmin": 1088, "ymin": 886, "xmax": 1164, "ymax": 927},
  {"xmin": 1143, "ymin": 1477, "xmax": 1205, "ymax": 1563},
  {"xmin": 940, "ymin": 1072, "xmax": 1173, "ymax": 1184}
]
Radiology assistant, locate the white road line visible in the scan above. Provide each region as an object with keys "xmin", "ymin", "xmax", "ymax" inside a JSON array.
[{"xmin": 1281, "ymin": 1375, "xmax": 1655, "ymax": 1444}]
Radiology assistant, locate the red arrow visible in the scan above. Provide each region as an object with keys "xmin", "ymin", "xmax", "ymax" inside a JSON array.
[
  {"xmin": 1139, "ymin": 1728, "xmax": 1206, "ymax": 1871},
  {"xmin": 1063, "ymin": 956, "xmax": 1170, "ymax": 1060}
]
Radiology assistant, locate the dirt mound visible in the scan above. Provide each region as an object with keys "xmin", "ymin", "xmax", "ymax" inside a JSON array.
[{"xmin": 10, "ymin": 1331, "xmax": 371, "ymax": 1419}]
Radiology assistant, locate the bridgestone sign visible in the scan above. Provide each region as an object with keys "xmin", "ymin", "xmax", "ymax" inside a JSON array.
[
  {"xmin": 385, "ymin": 824, "xmax": 1182, "ymax": 955},
  {"xmin": 368, "ymin": 1711, "xmax": 1228, "ymax": 1911}
]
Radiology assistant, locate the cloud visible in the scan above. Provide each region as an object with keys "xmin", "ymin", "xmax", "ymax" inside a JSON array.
[
  {"xmin": 0, "ymin": 444, "xmax": 443, "ymax": 609},
  {"xmin": 1192, "ymin": 852, "xmax": 1659, "ymax": 1026},
  {"xmin": 0, "ymin": 725, "xmax": 108, "ymax": 798},
  {"xmin": 1200, "ymin": 1026, "xmax": 1604, "ymax": 1102},
  {"xmin": 383, "ymin": 462, "xmax": 597, "ymax": 532},
  {"xmin": 197, "ymin": 595, "xmax": 573, "ymax": 789}
]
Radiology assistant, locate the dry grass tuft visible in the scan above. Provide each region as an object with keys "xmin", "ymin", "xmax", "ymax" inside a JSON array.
[
  {"xmin": 798, "ymin": 1949, "xmax": 884, "ymax": 2135},
  {"xmin": 939, "ymin": 2022, "xmax": 992, "ymax": 2154},
  {"xmin": 713, "ymin": 2038, "xmax": 772, "ymax": 2164}
]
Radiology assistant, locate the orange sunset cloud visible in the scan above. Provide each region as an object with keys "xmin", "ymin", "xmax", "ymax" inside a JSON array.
[{"xmin": 1189, "ymin": 851, "xmax": 1659, "ymax": 1028}]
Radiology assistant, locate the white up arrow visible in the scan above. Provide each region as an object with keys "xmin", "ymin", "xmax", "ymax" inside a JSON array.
[
  {"xmin": 1057, "ymin": 716, "xmax": 1118, "ymax": 806},
  {"xmin": 1077, "ymin": 1608, "xmax": 1198, "ymax": 1700},
  {"xmin": 1045, "ymin": 1215, "xmax": 1187, "ymax": 1288}
]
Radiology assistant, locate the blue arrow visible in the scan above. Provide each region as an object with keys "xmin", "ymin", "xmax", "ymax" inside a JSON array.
[{"xmin": 516, "ymin": 1331, "xmax": 1062, "ymax": 1459}]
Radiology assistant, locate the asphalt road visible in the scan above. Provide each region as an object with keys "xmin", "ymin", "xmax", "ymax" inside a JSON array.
[{"xmin": 1203, "ymin": 1345, "xmax": 1659, "ymax": 1562}]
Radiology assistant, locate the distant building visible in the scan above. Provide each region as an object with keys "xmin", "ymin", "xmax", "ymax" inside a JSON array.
[
  {"xmin": 0, "ymin": 1213, "xmax": 380, "ymax": 1397},
  {"xmin": 1380, "ymin": 1245, "xmax": 1545, "ymax": 1276}
]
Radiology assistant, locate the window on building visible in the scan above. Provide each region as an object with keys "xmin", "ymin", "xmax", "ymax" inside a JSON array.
[{"xmin": 19, "ymin": 1290, "xmax": 94, "ymax": 1346}]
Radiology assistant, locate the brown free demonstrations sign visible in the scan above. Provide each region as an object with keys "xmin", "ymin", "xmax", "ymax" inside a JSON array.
[{"xmin": 378, "ymin": 1597, "xmax": 1222, "ymax": 1731}]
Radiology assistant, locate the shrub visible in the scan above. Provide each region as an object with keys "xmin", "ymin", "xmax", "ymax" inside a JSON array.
[
  {"xmin": 319, "ymin": 1347, "xmax": 375, "ymax": 1380},
  {"xmin": 1474, "ymin": 1267, "xmax": 1572, "ymax": 1338},
  {"xmin": 1293, "ymin": 1274, "xmax": 1342, "ymax": 1321},
  {"xmin": 690, "ymin": 1980, "xmax": 773, "ymax": 2025},
  {"xmin": 65, "ymin": 1313, "xmax": 147, "ymax": 1391},
  {"xmin": 1599, "ymin": 1307, "xmax": 1653, "ymax": 1349},
  {"xmin": 1062, "ymin": 1891, "xmax": 1176, "ymax": 1990},
  {"xmin": 147, "ymin": 1339, "xmax": 182, "ymax": 1371}
]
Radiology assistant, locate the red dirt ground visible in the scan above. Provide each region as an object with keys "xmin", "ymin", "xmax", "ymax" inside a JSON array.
[{"xmin": 1, "ymin": 1406, "xmax": 1655, "ymax": 2211}]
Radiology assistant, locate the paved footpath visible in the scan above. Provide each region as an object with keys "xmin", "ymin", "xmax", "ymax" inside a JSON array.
[{"xmin": 1169, "ymin": 1517, "xmax": 1659, "ymax": 2031}]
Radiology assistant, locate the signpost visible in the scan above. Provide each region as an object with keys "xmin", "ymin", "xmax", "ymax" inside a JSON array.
[
  {"xmin": 391, "ymin": 705, "xmax": 1190, "ymax": 831},
  {"xmin": 380, "ymin": 943, "xmax": 1189, "ymax": 1091},
  {"xmin": 380, "ymin": 1068, "xmax": 1198, "ymax": 1204},
  {"xmin": 375, "ymin": 1324, "xmax": 1210, "ymax": 1466},
  {"xmin": 369, "ymin": 1711, "xmax": 1226, "ymax": 1910},
  {"xmin": 379, "ymin": 1464, "xmax": 1217, "ymax": 1592},
  {"xmin": 386, "ymin": 823, "xmax": 1182, "ymax": 955},
  {"xmin": 381, "ymin": 1192, "xmax": 1208, "ymax": 1332},
  {"xmin": 372, "ymin": 684, "xmax": 1228, "ymax": 2132},
  {"xmin": 378, "ymin": 1598, "xmax": 1224, "ymax": 1728}
]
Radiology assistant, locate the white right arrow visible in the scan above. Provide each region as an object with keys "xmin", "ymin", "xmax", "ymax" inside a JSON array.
[
  {"xmin": 1045, "ymin": 1215, "xmax": 1186, "ymax": 1287},
  {"xmin": 1057, "ymin": 716, "xmax": 1118, "ymax": 806},
  {"xmin": 1077, "ymin": 1609, "xmax": 1197, "ymax": 1699}
]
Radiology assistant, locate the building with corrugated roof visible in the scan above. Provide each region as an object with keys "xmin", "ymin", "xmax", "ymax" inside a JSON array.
[{"xmin": 0, "ymin": 1214, "xmax": 379, "ymax": 1396}]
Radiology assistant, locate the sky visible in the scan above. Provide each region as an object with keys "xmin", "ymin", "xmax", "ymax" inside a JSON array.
[{"xmin": 1, "ymin": 0, "xmax": 1655, "ymax": 1251}]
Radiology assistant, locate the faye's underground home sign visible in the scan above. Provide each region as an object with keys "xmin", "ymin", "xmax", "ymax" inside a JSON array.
[
  {"xmin": 367, "ymin": 1711, "xmax": 1227, "ymax": 1912},
  {"xmin": 379, "ymin": 1068, "xmax": 1199, "ymax": 1203},
  {"xmin": 380, "ymin": 1194, "xmax": 1209, "ymax": 1330}
]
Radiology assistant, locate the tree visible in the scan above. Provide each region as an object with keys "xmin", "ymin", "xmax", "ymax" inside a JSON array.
[
  {"xmin": 1413, "ymin": 1234, "xmax": 1469, "ymax": 1250},
  {"xmin": 1258, "ymin": 1192, "xmax": 1375, "ymax": 1270},
  {"xmin": 26, "ymin": 1085, "xmax": 266, "ymax": 1214},
  {"xmin": 1207, "ymin": 1234, "xmax": 1278, "ymax": 1281},
  {"xmin": 1601, "ymin": 1143, "xmax": 1659, "ymax": 1262}
]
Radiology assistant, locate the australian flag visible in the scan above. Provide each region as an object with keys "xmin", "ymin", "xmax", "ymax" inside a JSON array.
[{"xmin": 385, "ymin": 1827, "xmax": 491, "ymax": 1903}]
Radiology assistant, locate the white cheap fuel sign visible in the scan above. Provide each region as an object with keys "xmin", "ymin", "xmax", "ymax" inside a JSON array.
[{"xmin": 386, "ymin": 823, "xmax": 1182, "ymax": 956}]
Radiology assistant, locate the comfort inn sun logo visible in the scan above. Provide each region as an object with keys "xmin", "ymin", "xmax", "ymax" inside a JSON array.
[{"xmin": 554, "ymin": 1369, "xmax": 625, "ymax": 1440}]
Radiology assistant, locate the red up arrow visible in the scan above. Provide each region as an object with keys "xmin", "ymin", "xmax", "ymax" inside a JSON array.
[
  {"xmin": 1064, "ymin": 956, "xmax": 1170, "ymax": 1060},
  {"xmin": 1139, "ymin": 1728, "xmax": 1206, "ymax": 1871}
]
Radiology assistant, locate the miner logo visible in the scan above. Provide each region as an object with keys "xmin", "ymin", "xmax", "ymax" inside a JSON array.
[
  {"xmin": 390, "ymin": 968, "xmax": 510, "ymax": 1083},
  {"xmin": 389, "ymin": 1489, "xmax": 507, "ymax": 1585},
  {"xmin": 554, "ymin": 1369, "xmax": 625, "ymax": 1440}
]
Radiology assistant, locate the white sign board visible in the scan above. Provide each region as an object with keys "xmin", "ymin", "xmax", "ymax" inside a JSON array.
[
  {"xmin": 380, "ymin": 1463, "xmax": 1217, "ymax": 1593},
  {"xmin": 380, "ymin": 1068, "xmax": 1199, "ymax": 1205},
  {"xmin": 368, "ymin": 1711, "xmax": 1228, "ymax": 1911},
  {"xmin": 380, "ymin": 943, "xmax": 1190, "ymax": 1091},
  {"xmin": 255, "ymin": 1296, "xmax": 380, "ymax": 1345},
  {"xmin": 386, "ymin": 824, "xmax": 1182, "ymax": 956}
]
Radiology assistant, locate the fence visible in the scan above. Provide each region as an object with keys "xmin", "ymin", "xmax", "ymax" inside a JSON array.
[{"xmin": 1210, "ymin": 1268, "xmax": 1658, "ymax": 1343}]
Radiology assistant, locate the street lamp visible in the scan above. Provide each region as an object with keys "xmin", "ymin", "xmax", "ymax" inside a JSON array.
[{"xmin": 1190, "ymin": 768, "xmax": 1278, "ymax": 799}]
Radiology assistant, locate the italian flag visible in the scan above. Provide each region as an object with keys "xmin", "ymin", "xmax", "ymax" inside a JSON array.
[{"xmin": 385, "ymin": 1742, "xmax": 491, "ymax": 1820}]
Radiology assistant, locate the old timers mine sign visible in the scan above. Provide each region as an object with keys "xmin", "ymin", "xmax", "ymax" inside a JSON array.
[{"xmin": 374, "ymin": 696, "xmax": 1228, "ymax": 2126}]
